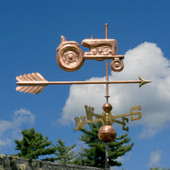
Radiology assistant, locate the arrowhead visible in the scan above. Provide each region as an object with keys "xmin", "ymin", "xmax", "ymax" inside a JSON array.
[{"xmin": 139, "ymin": 76, "xmax": 152, "ymax": 87}]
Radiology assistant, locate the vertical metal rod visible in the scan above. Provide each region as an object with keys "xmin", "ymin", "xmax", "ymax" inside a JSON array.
[
  {"xmin": 106, "ymin": 59, "xmax": 109, "ymax": 103},
  {"xmin": 105, "ymin": 23, "xmax": 110, "ymax": 169},
  {"xmin": 105, "ymin": 23, "xmax": 109, "ymax": 103},
  {"xmin": 105, "ymin": 23, "xmax": 108, "ymax": 39},
  {"xmin": 105, "ymin": 143, "xmax": 109, "ymax": 168}
]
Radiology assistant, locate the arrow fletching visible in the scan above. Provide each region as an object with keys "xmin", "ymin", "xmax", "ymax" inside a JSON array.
[{"xmin": 16, "ymin": 73, "xmax": 47, "ymax": 94}]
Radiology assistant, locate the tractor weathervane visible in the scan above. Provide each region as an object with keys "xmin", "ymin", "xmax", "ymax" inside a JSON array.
[{"xmin": 16, "ymin": 23, "xmax": 151, "ymax": 168}]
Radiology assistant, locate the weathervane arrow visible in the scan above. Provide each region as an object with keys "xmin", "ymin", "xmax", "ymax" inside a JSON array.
[{"xmin": 16, "ymin": 73, "xmax": 151, "ymax": 94}]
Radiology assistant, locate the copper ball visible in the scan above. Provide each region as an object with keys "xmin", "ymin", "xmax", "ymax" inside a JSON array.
[
  {"xmin": 102, "ymin": 103, "xmax": 112, "ymax": 112},
  {"xmin": 98, "ymin": 125, "xmax": 116, "ymax": 143}
]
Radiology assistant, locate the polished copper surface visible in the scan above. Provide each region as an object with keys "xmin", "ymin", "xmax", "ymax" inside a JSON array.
[
  {"xmin": 16, "ymin": 73, "xmax": 47, "ymax": 94},
  {"xmin": 105, "ymin": 23, "xmax": 108, "ymax": 39},
  {"xmin": 102, "ymin": 103, "xmax": 112, "ymax": 112},
  {"xmin": 17, "ymin": 74, "xmax": 151, "ymax": 86},
  {"xmin": 16, "ymin": 73, "xmax": 151, "ymax": 94},
  {"xmin": 106, "ymin": 59, "xmax": 109, "ymax": 99},
  {"xmin": 98, "ymin": 125, "xmax": 116, "ymax": 143},
  {"xmin": 82, "ymin": 38, "xmax": 117, "ymax": 61},
  {"xmin": 57, "ymin": 36, "xmax": 84, "ymax": 71},
  {"xmin": 110, "ymin": 57, "xmax": 124, "ymax": 72},
  {"xmin": 56, "ymin": 24, "xmax": 125, "ymax": 67},
  {"xmin": 83, "ymin": 54, "xmax": 124, "ymax": 60}
]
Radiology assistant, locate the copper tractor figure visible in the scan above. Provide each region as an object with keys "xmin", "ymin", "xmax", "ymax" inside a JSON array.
[
  {"xmin": 57, "ymin": 35, "xmax": 124, "ymax": 72},
  {"xmin": 56, "ymin": 32, "xmax": 143, "ymax": 143}
]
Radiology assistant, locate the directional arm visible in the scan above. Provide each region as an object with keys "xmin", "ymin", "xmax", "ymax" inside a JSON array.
[
  {"xmin": 74, "ymin": 105, "xmax": 142, "ymax": 131},
  {"xmin": 74, "ymin": 105, "xmax": 104, "ymax": 130},
  {"xmin": 16, "ymin": 73, "xmax": 151, "ymax": 94},
  {"xmin": 111, "ymin": 106, "xmax": 142, "ymax": 121}
]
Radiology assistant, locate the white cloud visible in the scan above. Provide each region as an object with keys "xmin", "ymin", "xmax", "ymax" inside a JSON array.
[
  {"xmin": 13, "ymin": 108, "xmax": 34, "ymax": 127},
  {"xmin": 148, "ymin": 150, "xmax": 162, "ymax": 167},
  {"xmin": 0, "ymin": 108, "xmax": 35, "ymax": 150},
  {"xmin": 138, "ymin": 127, "xmax": 163, "ymax": 139},
  {"xmin": 58, "ymin": 42, "xmax": 170, "ymax": 138},
  {"xmin": 0, "ymin": 139, "xmax": 11, "ymax": 147}
]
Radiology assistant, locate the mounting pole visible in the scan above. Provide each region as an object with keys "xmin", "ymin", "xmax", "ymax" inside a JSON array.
[
  {"xmin": 105, "ymin": 143, "xmax": 109, "ymax": 169},
  {"xmin": 106, "ymin": 58, "xmax": 109, "ymax": 103},
  {"xmin": 105, "ymin": 23, "xmax": 110, "ymax": 103},
  {"xmin": 105, "ymin": 23, "xmax": 110, "ymax": 169}
]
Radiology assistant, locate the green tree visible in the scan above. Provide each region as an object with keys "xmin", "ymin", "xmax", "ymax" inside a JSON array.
[
  {"xmin": 51, "ymin": 138, "xmax": 76, "ymax": 164},
  {"xmin": 14, "ymin": 128, "xmax": 56, "ymax": 159},
  {"xmin": 74, "ymin": 122, "xmax": 134, "ymax": 168}
]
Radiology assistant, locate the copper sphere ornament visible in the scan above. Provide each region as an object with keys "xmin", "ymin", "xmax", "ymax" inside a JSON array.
[
  {"xmin": 98, "ymin": 125, "xmax": 117, "ymax": 143},
  {"xmin": 102, "ymin": 103, "xmax": 112, "ymax": 112}
]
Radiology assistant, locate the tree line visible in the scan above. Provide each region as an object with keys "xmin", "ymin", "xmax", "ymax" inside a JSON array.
[
  {"xmin": 13, "ymin": 122, "xmax": 133, "ymax": 168},
  {"xmin": 13, "ymin": 122, "xmax": 168, "ymax": 169}
]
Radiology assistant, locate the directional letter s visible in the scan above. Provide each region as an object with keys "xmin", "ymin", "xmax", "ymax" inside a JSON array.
[{"xmin": 130, "ymin": 106, "xmax": 141, "ymax": 121}]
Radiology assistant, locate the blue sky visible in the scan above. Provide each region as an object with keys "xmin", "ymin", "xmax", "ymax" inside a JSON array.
[{"xmin": 0, "ymin": 0, "xmax": 170, "ymax": 169}]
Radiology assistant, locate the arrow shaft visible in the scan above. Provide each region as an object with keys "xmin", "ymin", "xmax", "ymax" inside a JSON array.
[{"xmin": 17, "ymin": 80, "xmax": 141, "ymax": 85}]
